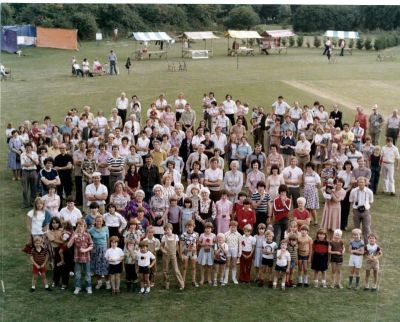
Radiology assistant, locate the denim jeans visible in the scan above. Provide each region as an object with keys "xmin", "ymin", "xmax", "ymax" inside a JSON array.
[{"xmin": 75, "ymin": 262, "xmax": 91, "ymax": 288}]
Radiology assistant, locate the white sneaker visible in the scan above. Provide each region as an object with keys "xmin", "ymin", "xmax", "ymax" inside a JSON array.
[
  {"xmin": 69, "ymin": 272, "xmax": 75, "ymax": 277},
  {"xmin": 105, "ymin": 281, "xmax": 111, "ymax": 290},
  {"xmin": 145, "ymin": 287, "xmax": 150, "ymax": 294},
  {"xmin": 139, "ymin": 287, "xmax": 145, "ymax": 294},
  {"xmin": 232, "ymin": 278, "xmax": 239, "ymax": 285},
  {"xmin": 95, "ymin": 280, "xmax": 103, "ymax": 290},
  {"xmin": 213, "ymin": 280, "xmax": 218, "ymax": 287},
  {"xmin": 86, "ymin": 287, "xmax": 92, "ymax": 294},
  {"xmin": 73, "ymin": 287, "xmax": 80, "ymax": 295}
]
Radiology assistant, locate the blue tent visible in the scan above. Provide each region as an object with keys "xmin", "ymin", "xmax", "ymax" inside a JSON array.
[
  {"xmin": 3, "ymin": 24, "xmax": 36, "ymax": 47},
  {"xmin": 0, "ymin": 28, "xmax": 17, "ymax": 53}
]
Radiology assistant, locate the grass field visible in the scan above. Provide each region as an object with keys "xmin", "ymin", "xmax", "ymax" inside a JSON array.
[{"xmin": 1, "ymin": 38, "xmax": 400, "ymax": 322}]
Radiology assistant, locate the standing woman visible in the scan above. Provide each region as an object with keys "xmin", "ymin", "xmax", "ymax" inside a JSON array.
[
  {"xmin": 8, "ymin": 130, "xmax": 22, "ymax": 180},
  {"xmin": 195, "ymin": 187, "xmax": 216, "ymax": 234},
  {"xmin": 149, "ymin": 184, "xmax": 169, "ymax": 230},
  {"xmin": 266, "ymin": 144, "xmax": 285, "ymax": 174},
  {"xmin": 303, "ymin": 162, "xmax": 322, "ymax": 226},
  {"xmin": 269, "ymin": 118, "xmax": 282, "ymax": 147},
  {"xmin": 223, "ymin": 160, "xmax": 244, "ymax": 203},
  {"xmin": 224, "ymin": 133, "xmax": 239, "ymax": 166},
  {"xmin": 236, "ymin": 136, "xmax": 252, "ymax": 173},
  {"xmin": 42, "ymin": 185, "xmax": 61, "ymax": 218},
  {"xmin": 89, "ymin": 215, "xmax": 110, "ymax": 290},
  {"xmin": 162, "ymin": 105, "xmax": 176, "ymax": 132},
  {"xmin": 336, "ymin": 161, "xmax": 353, "ymax": 231},
  {"xmin": 26, "ymin": 197, "xmax": 51, "ymax": 244},
  {"xmin": 245, "ymin": 160, "xmax": 266, "ymax": 195},
  {"xmin": 320, "ymin": 178, "xmax": 346, "ymax": 234},
  {"xmin": 222, "ymin": 94, "xmax": 236, "ymax": 126},
  {"xmin": 110, "ymin": 181, "xmax": 131, "ymax": 216},
  {"xmin": 266, "ymin": 165, "xmax": 285, "ymax": 200}
]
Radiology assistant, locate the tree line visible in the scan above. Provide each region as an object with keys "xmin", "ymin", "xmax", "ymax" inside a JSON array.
[{"xmin": 1, "ymin": 4, "xmax": 400, "ymax": 40}]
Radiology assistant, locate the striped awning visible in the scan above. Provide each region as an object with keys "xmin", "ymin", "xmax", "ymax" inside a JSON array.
[
  {"xmin": 132, "ymin": 32, "xmax": 172, "ymax": 41},
  {"xmin": 324, "ymin": 30, "xmax": 359, "ymax": 39},
  {"xmin": 225, "ymin": 30, "xmax": 262, "ymax": 39},
  {"xmin": 184, "ymin": 32, "xmax": 219, "ymax": 40},
  {"xmin": 262, "ymin": 30, "xmax": 296, "ymax": 38}
]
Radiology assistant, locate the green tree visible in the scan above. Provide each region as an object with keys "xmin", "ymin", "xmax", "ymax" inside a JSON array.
[
  {"xmin": 348, "ymin": 39, "xmax": 355, "ymax": 49},
  {"xmin": 296, "ymin": 35, "xmax": 304, "ymax": 47},
  {"xmin": 289, "ymin": 36, "xmax": 295, "ymax": 47},
  {"xmin": 364, "ymin": 37, "xmax": 372, "ymax": 50},
  {"xmin": 71, "ymin": 12, "xmax": 97, "ymax": 40},
  {"xmin": 313, "ymin": 36, "xmax": 321, "ymax": 48},
  {"xmin": 356, "ymin": 38, "xmax": 364, "ymax": 50},
  {"xmin": 225, "ymin": 6, "xmax": 260, "ymax": 30},
  {"xmin": 0, "ymin": 3, "xmax": 15, "ymax": 25}
]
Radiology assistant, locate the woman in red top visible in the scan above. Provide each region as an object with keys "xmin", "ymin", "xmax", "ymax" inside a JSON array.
[
  {"xmin": 272, "ymin": 184, "xmax": 291, "ymax": 243},
  {"xmin": 236, "ymin": 199, "xmax": 256, "ymax": 233}
]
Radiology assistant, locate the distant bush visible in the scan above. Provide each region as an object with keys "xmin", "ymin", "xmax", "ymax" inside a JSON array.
[
  {"xmin": 289, "ymin": 36, "xmax": 295, "ymax": 47},
  {"xmin": 306, "ymin": 40, "xmax": 311, "ymax": 48},
  {"xmin": 356, "ymin": 38, "xmax": 364, "ymax": 50},
  {"xmin": 364, "ymin": 37, "xmax": 372, "ymax": 50},
  {"xmin": 313, "ymin": 36, "xmax": 321, "ymax": 48},
  {"xmin": 332, "ymin": 39, "xmax": 338, "ymax": 47},
  {"xmin": 296, "ymin": 35, "xmax": 304, "ymax": 47},
  {"xmin": 348, "ymin": 39, "xmax": 355, "ymax": 48}
]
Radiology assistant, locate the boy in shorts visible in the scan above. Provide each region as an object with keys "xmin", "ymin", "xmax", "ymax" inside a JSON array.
[
  {"xmin": 297, "ymin": 225, "xmax": 313, "ymax": 287},
  {"xmin": 286, "ymin": 233, "xmax": 298, "ymax": 287},
  {"xmin": 260, "ymin": 230, "xmax": 278, "ymax": 287},
  {"xmin": 364, "ymin": 233, "xmax": 382, "ymax": 291},
  {"xmin": 348, "ymin": 228, "xmax": 365, "ymax": 289},
  {"xmin": 137, "ymin": 240, "xmax": 156, "ymax": 294},
  {"xmin": 180, "ymin": 220, "xmax": 199, "ymax": 287},
  {"xmin": 30, "ymin": 236, "xmax": 51, "ymax": 292},
  {"xmin": 273, "ymin": 240, "xmax": 291, "ymax": 290}
]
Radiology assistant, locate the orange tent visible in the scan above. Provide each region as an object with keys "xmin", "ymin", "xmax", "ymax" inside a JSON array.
[{"xmin": 36, "ymin": 27, "xmax": 78, "ymax": 50}]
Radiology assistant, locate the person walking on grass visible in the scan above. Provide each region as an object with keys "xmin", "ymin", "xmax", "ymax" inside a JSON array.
[{"xmin": 108, "ymin": 50, "xmax": 118, "ymax": 75}]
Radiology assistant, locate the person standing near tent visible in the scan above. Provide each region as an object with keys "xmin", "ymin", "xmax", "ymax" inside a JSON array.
[
  {"xmin": 113, "ymin": 27, "xmax": 118, "ymax": 41},
  {"xmin": 323, "ymin": 38, "xmax": 331, "ymax": 55},
  {"xmin": 108, "ymin": 50, "xmax": 118, "ymax": 75},
  {"xmin": 339, "ymin": 39, "xmax": 346, "ymax": 56}
]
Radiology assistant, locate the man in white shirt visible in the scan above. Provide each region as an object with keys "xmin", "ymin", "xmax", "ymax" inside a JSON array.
[
  {"xmin": 116, "ymin": 92, "xmax": 129, "ymax": 126},
  {"xmin": 289, "ymin": 101, "xmax": 303, "ymax": 133},
  {"xmin": 211, "ymin": 126, "xmax": 227, "ymax": 158},
  {"xmin": 349, "ymin": 177, "xmax": 374, "ymax": 243},
  {"xmin": 381, "ymin": 137, "xmax": 400, "ymax": 195},
  {"xmin": 272, "ymin": 96, "xmax": 290, "ymax": 122},
  {"xmin": 282, "ymin": 157, "xmax": 303, "ymax": 208},
  {"xmin": 59, "ymin": 197, "xmax": 83, "ymax": 227},
  {"xmin": 294, "ymin": 133, "xmax": 311, "ymax": 170},
  {"xmin": 21, "ymin": 143, "xmax": 39, "ymax": 208},
  {"xmin": 186, "ymin": 145, "xmax": 209, "ymax": 174},
  {"xmin": 85, "ymin": 172, "xmax": 108, "ymax": 214},
  {"xmin": 204, "ymin": 157, "xmax": 223, "ymax": 202}
]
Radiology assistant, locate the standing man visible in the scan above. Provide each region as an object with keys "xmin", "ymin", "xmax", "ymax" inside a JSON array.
[
  {"xmin": 330, "ymin": 104, "xmax": 343, "ymax": 129},
  {"xmin": 349, "ymin": 177, "xmax": 374, "ymax": 243},
  {"xmin": 107, "ymin": 145, "xmax": 125, "ymax": 194},
  {"xmin": 180, "ymin": 103, "xmax": 196, "ymax": 132},
  {"xmin": 289, "ymin": 101, "xmax": 302, "ymax": 134},
  {"xmin": 204, "ymin": 157, "xmax": 223, "ymax": 202},
  {"xmin": 138, "ymin": 154, "xmax": 161, "ymax": 202},
  {"xmin": 272, "ymin": 96, "xmax": 290, "ymax": 123},
  {"xmin": 386, "ymin": 109, "xmax": 400, "ymax": 146},
  {"xmin": 354, "ymin": 106, "xmax": 368, "ymax": 142},
  {"xmin": 108, "ymin": 50, "xmax": 118, "ymax": 75},
  {"xmin": 85, "ymin": 172, "xmax": 108, "ymax": 214},
  {"xmin": 20, "ymin": 143, "xmax": 39, "ymax": 208},
  {"xmin": 323, "ymin": 37, "xmax": 331, "ymax": 55},
  {"xmin": 54, "ymin": 144, "xmax": 73, "ymax": 206},
  {"xmin": 368, "ymin": 104, "xmax": 384, "ymax": 145},
  {"xmin": 73, "ymin": 140, "xmax": 86, "ymax": 206},
  {"xmin": 116, "ymin": 92, "xmax": 129, "ymax": 126},
  {"xmin": 380, "ymin": 137, "xmax": 400, "ymax": 196},
  {"xmin": 282, "ymin": 157, "xmax": 303, "ymax": 209}
]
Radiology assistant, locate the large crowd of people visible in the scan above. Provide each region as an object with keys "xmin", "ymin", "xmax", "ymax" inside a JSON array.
[{"xmin": 8, "ymin": 92, "xmax": 399, "ymax": 294}]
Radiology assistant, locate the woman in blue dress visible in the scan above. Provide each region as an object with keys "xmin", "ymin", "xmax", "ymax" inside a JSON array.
[{"xmin": 8, "ymin": 130, "xmax": 22, "ymax": 180}]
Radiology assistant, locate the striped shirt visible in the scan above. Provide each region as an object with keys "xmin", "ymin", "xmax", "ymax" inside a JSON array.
[
  {"xmin": 31, "ymin": 247, "xmax": 48, "ymax": 265},
  {"xmin": 107, "ymin": 156, "xmax": 125, "ymax": 174},
  {"xmin": 251, "ymin": 192, "xmax": 271, "ymax": 214}
]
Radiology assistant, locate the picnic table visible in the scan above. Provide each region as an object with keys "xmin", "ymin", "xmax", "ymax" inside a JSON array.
[
  {"xmin": 228, "ymin": 47, "xmax": 255, "ymax": 56},
  {"xmin": 135, "ymin": 50, "xmax": 168, "ymax": 60}
]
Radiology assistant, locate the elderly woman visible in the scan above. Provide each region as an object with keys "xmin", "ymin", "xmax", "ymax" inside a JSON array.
[
  {"xmin": 110, "ymin": 108, "xmax": 123, "ymax": 130},
  {"xmin": 149, "ymin": 184, "xmax": 169, "ymax": 235},
  {"xmin": 174, "ymin": 183, "xmax": 187, "ymax": 207},
  {"xmin": 124, "ymin": 189, "xmax": 150, "ymax": 221},
  {"xmin": 110, "ymin": 181, "xmax": 131, "ymax": 216},
  {"xmin": 303, "ymin": 162, "xmax": 322, "ymax": 226},
  {"xmin": 245, "ymin": 160, "xmax": 266, "ymax": 195},
  {"xmin": 223, "ymin": 160, "xmax": 244, "ymax": 203},
  {"xmin": 195, "ymin": 187, "xmax": 216, "ymax": 234},
  {"xmin": 8, "ymin": 130, "xmax": 22, "ymax": 180}
]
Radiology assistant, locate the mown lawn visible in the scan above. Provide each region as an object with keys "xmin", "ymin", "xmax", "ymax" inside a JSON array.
[{"xmin": 1, "ymin": 38, "xmax": 399, "ymax": 322}]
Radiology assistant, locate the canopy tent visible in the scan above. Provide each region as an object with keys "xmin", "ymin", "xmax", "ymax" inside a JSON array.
[
  {"xmin": 131, "ymin": 32, "xmax": 172, "ymax": 42},
  {"xmin": 260, "ymin": 29, "xmax": 296, "ymax": 53},
  {"xmin": 36, "ymin": 27, "xmax": 78, "ymax": 50},
  {"xmin": 181, "ymin": 31, "xmax": 219, "ymax": 58},
  {"xmin": 131, "ymin": 32, "xmax": 173, "ymax": 60},
  {"xmin": 3, "ymin": 25, "xmax": 36, "ymax": 47},
  {"xmin": 225, "ymin": 30, "xmax": 262, "ymax": 56},
  {"xmin": 0, "ymin": 28, "xmax": 17, "ymax": 53},
  {"xmin": 324, "ymin": 30, "xmax": 360, "ymax": 39}
]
